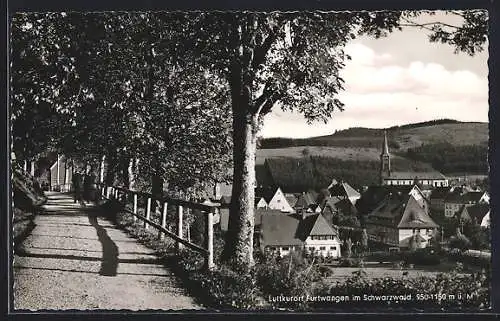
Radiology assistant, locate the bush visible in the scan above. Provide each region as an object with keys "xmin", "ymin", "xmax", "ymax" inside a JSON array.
[
  {"xmin": 313, "ymin": 267, "xmax": 490, "ymax": 311},
  {"xmin": 447, "ymin": 250, "xmax": 491, "ymax": 270},
  {"xmin": 191, "ymin": 265, "xmax": 261, "ymax": 310},
  {"xmin": 255, "ymin": 252, "xmax": 322, "ymax": 310},
  {"xmin": 403, "ymin": 250, "xmax": 442, "ymax": 266},
  {"xmin": 338, "ymin": 258, "xmax": 364, "ymax": 267},
  {"xmin": 449, "ymin": 234, "xmax": 472, "ymax": 251}
]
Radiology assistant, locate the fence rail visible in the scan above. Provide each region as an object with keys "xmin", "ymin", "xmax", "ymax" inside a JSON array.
[{"xmin": 99, "ymin": 183, "xmax": 225, "ymax": 270}]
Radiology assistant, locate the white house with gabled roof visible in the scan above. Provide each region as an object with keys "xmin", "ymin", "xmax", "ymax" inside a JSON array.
[{"xmin": 267, "ymin": 187, "xmax": 295, "ymax": 213}]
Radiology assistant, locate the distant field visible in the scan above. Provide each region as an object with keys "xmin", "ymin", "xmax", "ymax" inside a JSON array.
[
  {"xmin": 394, "ymin": 123, "xmax": 488, "ymax": 150},
  {"xmin": 260, "ymin": 121, "xmax": 488, "ymax": 152},
  {"xmin": 256, "ymin": 146, "xmax": 412, "ymax": 165},
  {"xmin": 256, "ymin": 146, "xmax": 378, "ymax": 164}
]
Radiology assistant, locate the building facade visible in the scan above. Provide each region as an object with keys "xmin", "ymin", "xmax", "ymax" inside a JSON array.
[{"xmin": 379, "ymin": 130, "xmax": 449, "ymax": 188}]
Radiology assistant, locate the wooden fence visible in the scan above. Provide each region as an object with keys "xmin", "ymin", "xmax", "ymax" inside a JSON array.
[{"xmin": 99, "ymin": 183, "xmax": 227, "ymax": 271}]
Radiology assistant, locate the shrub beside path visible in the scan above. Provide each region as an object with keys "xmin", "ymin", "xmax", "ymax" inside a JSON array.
[{"xmin": 13, "ymin": 192, "xmax": 203, "ymax": 311}]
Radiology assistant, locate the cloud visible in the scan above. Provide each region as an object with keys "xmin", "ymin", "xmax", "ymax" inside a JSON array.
[{"xmin": 260, "ymin": 42, "xmax": 488, "ymax": 138}]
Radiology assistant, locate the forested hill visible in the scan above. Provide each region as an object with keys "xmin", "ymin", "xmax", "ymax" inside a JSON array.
[
  {"xmin": 259, "ymin": 119, "xmax": 488, "ymax": 150},
  {"xmin": 256, "ymin": 120, "xmax": 489, "ymax": 180}
]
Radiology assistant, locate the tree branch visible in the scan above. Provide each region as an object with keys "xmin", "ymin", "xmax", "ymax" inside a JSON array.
[{"xmin": 252, "ymin": 31, "xmax": 277, "ymax": 70}]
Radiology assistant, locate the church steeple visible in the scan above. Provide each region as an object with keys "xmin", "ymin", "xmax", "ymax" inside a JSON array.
[
  {"xmin": 380, "ymin": 130, "xmax": 391, "ymax": 184},
  {"xmin": 382, "ymin": 130, "xmax": 390, "ymax": 156}
]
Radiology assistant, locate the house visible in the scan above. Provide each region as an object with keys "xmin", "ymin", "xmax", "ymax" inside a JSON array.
[
  {"xmin": 284, "ymin": 193, "xmax": 298, "ymax": 208},
  {"xmin": 294, "ymin": 191, "xmax": 318, "ymax": 213},
  {"xmin": 456, "ymin": 203, "xmax": 491, "ymax": 227},
  {"xmin": 481, "ymin": 211, "xmax": 491, "ymax": 228},
  {"xmin": 356, "ymin": 184, "xmax": 429, "ymax": 218},
  {"xmin": 320, "ymin": 196, "xmax": 358, "ymax": 228},
  {"xmin": 320, "ymin": 196, "xmax": 340, "ymax": 225},
  {"xmin": 255, "ymin": 187, "xmax": 296, "ymax": 212},
  {"xmin": 259, "ymin": 212, "xmax": 341, "ymax": 258},
  {"xmin": 379, "ymin": 130, "xmax": 448, "ymax": 188},
  {"xmin": 365, "ymin": 192, "xmax": 439, "ymax": 248},
  {"xmin": 255, "ymin": 196, "xmax": 269, "ymax": 209},
  {"xmin": 429, "ymin": 186, "xmax": 452, "ymax": 212},
  {"xmin": 255, "ymin": 187, "xmax": 295, "ymax": 212},
  {"xmin": 49, "ymin": 154, "xmax": 72, "ymax": 192},
  {"xmin": 328, "ymin": 180, "xmax": 361, "ymax": 205},
  {"xmin": 444, "ymin": 191, "xmax": 490, "ymax": 218}
]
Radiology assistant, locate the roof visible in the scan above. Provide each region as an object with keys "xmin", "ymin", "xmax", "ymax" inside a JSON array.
[
  {"xmin": 219, "ymin": 208, "xmax": 284, "ymax": 232},
  {"xmin": 308, "ymin": 214, "xmax": 337, "ymax": 236},
  {"xmin": 356, "ymin": 185, "xmax": 414, "ymax": 215},
  {"xmin": 397, "ymin": 196, "xmax": 438, "ymax": 229},
  {"xmin": 460, "ymin": 203, "xmax": 490, "ymax": 221},
  {"xmin": 294, "ymin": 192, "xmax": 317, "ymax": 208},
  {"xmin": 383, "ymin": 171, "xmax": 447, "ymax": 180},
  {"xmin": 260, "ymin": 213, "xmax": 338, "ymax": 247},
  {"xmin": 444, "ymin": 191, "xmax": 465, "ymax": 203},
  {"xmin": 329, "ymin": 182, "xmax": 360, "ymax": 199},
  {"xmin": 334, "ymin": 198, "xmax": 358, "ymax": 216},
  {"xmin": 255, "ymin": 187, "xmax": 278, "ymax": 203},
  {"xmin": 260, "ymin": 214, "xmax": 304, "ymax": 247},
  {"xmin": 255, "ymin": 196, "xmax": 268, "ymax": 207},
  {"xmin": 445, "ymin": 191, "xmax": 486, "ymax": 204},
  {"xmin": 430, "ymin": 187, "xmax": 452, "ymax": 200},
  {"xmin": 464, "ymin": 191, "xmax": 487, "ymax": 203},
  {"xmin": 285, "ymin": 194, "xmax": 297, "ymax": 208},
  {"xmin": 320, "ymin": 196, "xmax": 342, "ymax": 211}
]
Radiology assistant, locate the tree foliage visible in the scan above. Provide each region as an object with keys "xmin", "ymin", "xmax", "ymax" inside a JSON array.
[{"xmin": 11, "ymin": 10, "xmax": 488, "ymax": 269}]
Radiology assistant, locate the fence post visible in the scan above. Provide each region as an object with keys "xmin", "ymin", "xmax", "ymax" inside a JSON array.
[
  {"xmin": 133, "ymin": 193, "xmax": 138, "ymax": 222},
  {"xmin": 205, "ymin": 208, "xmax": 215, "ymax": 270},
  {"xmin": 106, "ymin": 186, "xmax": 111, "ymax": 198},
  {"xmin": 177, "ymin": 205, "xmax": 183, "ymax": 252},
  {"xmin": 145, "ymin": 197, "xmax": 151, "ymax": 230},
  {"xmin": 159, "ymin": 202, "xmax": 168, "ymax": 240}
]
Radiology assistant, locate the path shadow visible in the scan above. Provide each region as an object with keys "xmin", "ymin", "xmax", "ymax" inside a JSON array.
[{"xmin": 88, "ymin": 212, "xmax": 119, "ymax": 277}]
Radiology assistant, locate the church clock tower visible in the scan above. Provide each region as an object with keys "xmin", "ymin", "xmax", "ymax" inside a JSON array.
[{"xmin": 380, "ymin": 130, "xmax": 391, "ymax": 184}]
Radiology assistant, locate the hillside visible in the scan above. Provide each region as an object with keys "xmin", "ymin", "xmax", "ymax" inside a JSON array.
[
  {"xmin": 255, "ymin": 120, "xmax": 488, "ymax": 189},
  {"xmin": 12, "ymin": 164, "xmax": 47, "ymax": 245},
  {"xmin": 259, "ymin": 155, "xmax": 436, "ymax": 192},
  {"xmin": 259, "ymin": 120, "xmax": 488, "ymax": 151}
]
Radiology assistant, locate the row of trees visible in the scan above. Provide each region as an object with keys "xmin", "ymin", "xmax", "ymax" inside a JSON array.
[
  {"xmin": 11, "ymin": 10, "xmax": 487, "ymax": 268},
  {"xmin": 405, "ymin": 143, "xmax": 488, "ymax": 174},
  {"xmin": 264, "ymin": 155, "xmax": 434, "ymax": 191}
]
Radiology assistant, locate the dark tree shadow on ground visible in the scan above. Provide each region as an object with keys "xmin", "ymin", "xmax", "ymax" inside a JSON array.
[{"xmin": 88, "ymin": 211, "xmax": 119, "ymax": 276}]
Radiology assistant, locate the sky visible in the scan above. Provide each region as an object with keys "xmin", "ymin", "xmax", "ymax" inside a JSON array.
[{"xmin": 259, "ymin": 11, "xmax": 489, "ymax": 138}]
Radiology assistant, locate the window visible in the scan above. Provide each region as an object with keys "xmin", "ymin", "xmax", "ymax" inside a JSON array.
[
  {"xmin": 319, "ymin": 246, "xmax": 326, "ymax": 250},
  {"xmin": 309, "ymin": 247, "xmax": 315, "ymax": 252},
  {"xmin": 277, "ymin": 199, "xmax": 281, "ymax": 203},
  {"xmin": 282, "ymin": 247, "xmax": 289, "ymax": 251},
  {"xmin": 330, "ymin": 246, "xmax": 336, "ymax": 250}
]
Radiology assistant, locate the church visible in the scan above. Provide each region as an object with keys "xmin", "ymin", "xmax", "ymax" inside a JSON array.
[{"xmin": 379, "ymin": 131, "xmax": 449, "ymax": 189}]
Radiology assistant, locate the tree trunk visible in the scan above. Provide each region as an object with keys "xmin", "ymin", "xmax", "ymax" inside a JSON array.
[
  {"xmin": 151, "ymin": 156, "xmax": 164, "ymax": 215},
  {"xmin": 127, "ymin": 158, "xmax": 137, "ymax": 191},
  {"xmin": 105, "ymin": 150, "xmax": 117, "ymax": 186},
  {"xmin": 222, "ymin": 108, "xmax": 258, "ymax": 268}
]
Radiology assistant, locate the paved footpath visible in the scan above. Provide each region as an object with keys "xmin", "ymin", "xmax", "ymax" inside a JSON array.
[{"xmin": 13, "ymin": 192, "xmax": 203, "ymax": 311}]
